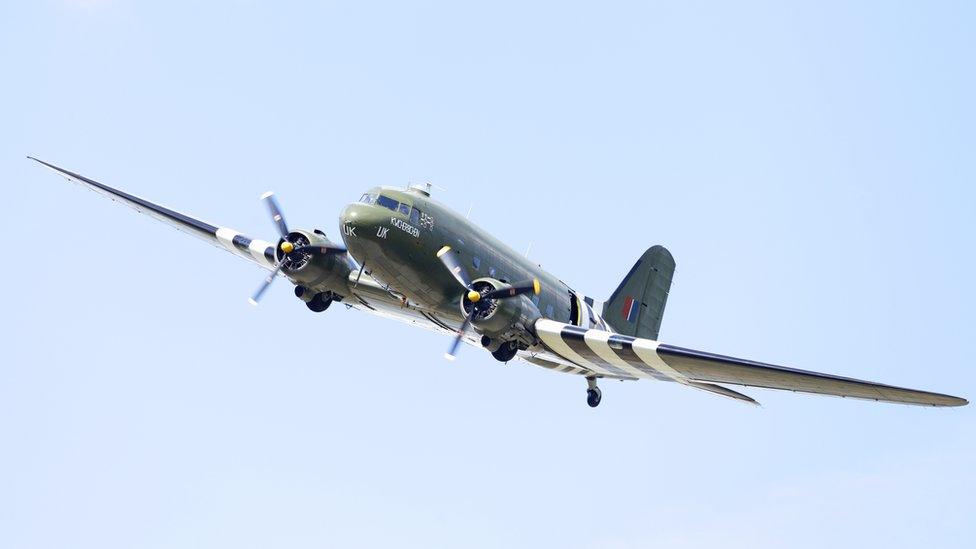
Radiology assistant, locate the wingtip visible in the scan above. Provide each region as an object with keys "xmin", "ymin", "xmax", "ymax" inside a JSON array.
[
  {"xmin": 28, "ymin": 157, "xmax": 73, "ymax": 178},
  {"xmin": 927, "ymin": 393, "xmax": 968, "ymax": 407}
]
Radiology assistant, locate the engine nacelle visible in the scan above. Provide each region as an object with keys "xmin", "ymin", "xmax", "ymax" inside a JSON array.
[
  {"xmin": 461, "ymin": 277, "xmax": 542, "ymax": 344},
  {"xmin": 278, "ymin": 229, "xmax": 353, "ymax": 297}
]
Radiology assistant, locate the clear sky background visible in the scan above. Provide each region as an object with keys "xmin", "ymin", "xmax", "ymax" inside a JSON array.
[{"xmin": 1, "ymin": 1, "xmax": 974, "ymax": 548}]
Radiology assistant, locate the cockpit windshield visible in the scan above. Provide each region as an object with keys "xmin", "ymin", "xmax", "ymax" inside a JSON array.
[
  {"xmin": 376, "ymin": 194, "xmax": 399, "ymax": 211},
  {"xmin": 361, "ymin": 192, "xmax": 424, "ymax": 224}
]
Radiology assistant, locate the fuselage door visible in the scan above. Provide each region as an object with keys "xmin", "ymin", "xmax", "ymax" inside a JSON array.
[{"xmin": 569, "ymin": 291, "xmax": 582, "ymax": 326}]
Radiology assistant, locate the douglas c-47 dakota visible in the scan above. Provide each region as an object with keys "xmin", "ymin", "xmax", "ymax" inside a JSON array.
[{"xmin": 29, "ymin": 157, "xmax": 967, "ymax": 409}]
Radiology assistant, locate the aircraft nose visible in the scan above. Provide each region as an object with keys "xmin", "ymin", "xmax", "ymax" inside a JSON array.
[
  {"xmin": 340, "ymin": 203, "xmax": 366, "ymax": 234},
  {"xmin": 340, "ymin": 202, "xmax": 383, "ymax": 242}
]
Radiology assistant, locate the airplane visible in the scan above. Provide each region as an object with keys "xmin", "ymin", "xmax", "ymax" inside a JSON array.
[{"xmin": 28, "ymin": 157, "xmax": 967, "ymax": 409}]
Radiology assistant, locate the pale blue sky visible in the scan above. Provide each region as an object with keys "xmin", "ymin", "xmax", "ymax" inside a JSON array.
[{"xmin": 2, "ymin": 1, "xmax": 974, "ymax": 548}]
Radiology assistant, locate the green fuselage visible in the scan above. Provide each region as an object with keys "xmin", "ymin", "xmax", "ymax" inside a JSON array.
[{"xmin": 340, "ymin": 186, "xmax": 583, "ymax": 327}]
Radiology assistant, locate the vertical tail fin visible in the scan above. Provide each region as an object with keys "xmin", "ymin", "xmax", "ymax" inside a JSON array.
[{"xmin": 603, "ymin": 245, "xmax": 675, "ymax": 340}]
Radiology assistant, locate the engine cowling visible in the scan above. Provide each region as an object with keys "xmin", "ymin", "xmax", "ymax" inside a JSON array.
[
  {"xmin": 460, "ymin": 277, "xmax": 542, "ymax": 343},
  {"xmin": 277, "ymin": 229, "xmax": 353, "ymax": 297}
]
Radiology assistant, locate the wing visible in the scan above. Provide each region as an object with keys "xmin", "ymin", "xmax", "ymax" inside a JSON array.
[
  {"xmin": 29, "ymin": 157, "xmax": 277, "ymax": 270},
  {"xmin": 533, "ymin": 319, "xmax": 967, "ymax": 407}
]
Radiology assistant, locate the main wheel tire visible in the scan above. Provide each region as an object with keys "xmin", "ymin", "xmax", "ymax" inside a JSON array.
[
  {"xmin": 586, "ymin": 387, "xmax": 602, "ymax": 408},
  {"xmin": 306, "ymin": 292, "xmax": 332, "ymax": 313},
  {"xmin": 491, "ymin": 341, "xmax": 518, "ymax": 362}
]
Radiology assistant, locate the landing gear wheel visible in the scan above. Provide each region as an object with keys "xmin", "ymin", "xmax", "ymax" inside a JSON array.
[
  {"xmin": 306, "ymin": 292, "xmax": 332, "ymax": 313},
  {"xmin": 491, "ymin": 341, "xmax": 518, "ymax": 362},
  {"xmin": 586, "ymin": 387, "xmax": 602, "ymax": 408}
]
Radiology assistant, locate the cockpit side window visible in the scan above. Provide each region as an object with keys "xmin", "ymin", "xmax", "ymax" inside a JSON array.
[
  {"xmin": 397, "ymin": 202, "xmax": 411, "ymax": 216},
  {"xmin": 376, "ymin": 195, "xmax": 399, "ymax": 211},
  {"xmin": 360, "ymin": 193, "xmax": 377, "ymax": 204},
  {"xmin": 409, "ymin": 206, "xmax": 421, "ymax": 225}
]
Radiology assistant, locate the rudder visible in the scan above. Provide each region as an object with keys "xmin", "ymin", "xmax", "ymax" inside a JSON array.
[{"xmin": 603, "ymin": 245, "xmax": 675, "ymax": 340}]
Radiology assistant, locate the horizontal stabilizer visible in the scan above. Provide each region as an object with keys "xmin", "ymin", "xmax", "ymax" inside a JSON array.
[{"xmin": 686, "ymin": 381, "xmax": 759, "ymax": 406}]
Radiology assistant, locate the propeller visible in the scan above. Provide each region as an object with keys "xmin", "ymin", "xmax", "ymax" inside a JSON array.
[
  {"xmin": 248, "ymin": 192, "xmax": 347, "ymax": 306},
  {"xmin": 436, "ymin": 245, "xmax": 541, "ymax": 360}
]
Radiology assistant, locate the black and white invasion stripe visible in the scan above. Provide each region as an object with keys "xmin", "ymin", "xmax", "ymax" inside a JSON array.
[{"xmin": 534, "ymin": 319, "xmax": 686, "ymax": 382}]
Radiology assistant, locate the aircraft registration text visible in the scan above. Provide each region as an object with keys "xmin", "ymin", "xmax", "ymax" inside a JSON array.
[{"xmin": 390, "ymin": 217, "xmax": 420, "ymax": 238}]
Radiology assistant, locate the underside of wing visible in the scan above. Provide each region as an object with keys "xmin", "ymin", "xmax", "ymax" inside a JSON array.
[
  {"xmin": 29, "ymin": 157, "xmax": 277, "ymax": 270},
  {"xmin": 655, "ymin": 344, "xmax": 966, "ymax": 406},
  {"xmin": 533, "ymin": 319, "xmax": 967, "ymax": 407}
]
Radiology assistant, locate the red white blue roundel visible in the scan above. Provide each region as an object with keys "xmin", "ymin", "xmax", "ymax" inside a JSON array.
[{"xmin": 621, "ymin": 296, "xmax": 639, "ymax": 323}]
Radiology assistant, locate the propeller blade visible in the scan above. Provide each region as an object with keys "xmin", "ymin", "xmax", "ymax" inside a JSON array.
[
  {"xmin": 261, "ymin": 191, "xmax": 290, "ymax": 239},
  {"xmin": 482, "ymin": 278, "xmax": 541, "ymax": 300},
  {"xmin": 248, "ymin": 260, "xmax": 286, "ymax": 306},
  {"xmin": 436, "ymin": 245, "xmax": 472, "ymax": 289},
  {"xmin": 445, "ymin": 310, "xmax": 476, "ymax": 361}
]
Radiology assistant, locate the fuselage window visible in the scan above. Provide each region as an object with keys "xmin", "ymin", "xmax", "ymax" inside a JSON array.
[
  {"xmin": 488, "ymin": 266, "xmax": 496, "ymax": 278},
  {"xmin": 376, "ymin": 195, "xmax": 399, "ymax": 211},
  {"xmin": 545, "ymin": 304, "xmax": 554, "ymax": 318},
  {"xmin": 397, "ymin": 202, "xmax": 411, "ymax": 217},
  {"xmin": 410, "ymin": 207, "xmax": 421, "ymax": 225},
  {"xmin": 472, "ymin": 256, "xmax": 481, "ymax": 270}
]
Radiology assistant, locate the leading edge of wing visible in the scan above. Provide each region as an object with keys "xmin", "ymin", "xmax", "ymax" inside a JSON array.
[
  {"xmin": 28, "ymin": 157, "xmax": 277, "ymax": 270},
  {"xmin": 29, "ymin": 156, "xmax": 218, "ymax": 239},
  {"xmin": 657, "ymin": 344, "xmax": 968, "ymax": 407}
]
